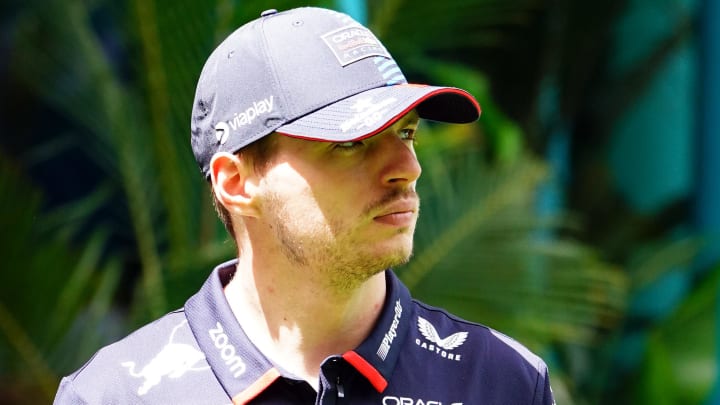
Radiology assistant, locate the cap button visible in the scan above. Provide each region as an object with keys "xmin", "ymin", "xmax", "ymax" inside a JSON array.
[{"xmin": 260, "ymin": 9, "xmax": 278, "ymax": 17}]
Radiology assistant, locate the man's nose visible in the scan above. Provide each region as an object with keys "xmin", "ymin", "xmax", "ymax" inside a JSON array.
[{"xmin": 378, "ymin": 133, "xmax": 422, "ymax": 187}]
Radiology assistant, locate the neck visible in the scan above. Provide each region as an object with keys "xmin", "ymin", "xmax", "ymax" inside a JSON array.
[{"xmin": 223, "ymin": 246, "xmax": 387, "ymax": 388}]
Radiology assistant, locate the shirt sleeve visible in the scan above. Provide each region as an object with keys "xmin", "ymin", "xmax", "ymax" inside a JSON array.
[
  {"xmin": 537, "ymin": 367, "xmax": 556, "ymax": 405},
  {"xmin": 53, "ymin": 377, "xmax": 88, "ymax": 405}
]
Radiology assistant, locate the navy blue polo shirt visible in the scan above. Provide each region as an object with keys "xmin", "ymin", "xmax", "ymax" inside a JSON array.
[{"xmin": 55, "ymin": 260, "xmax": 555, "ymax": 404}]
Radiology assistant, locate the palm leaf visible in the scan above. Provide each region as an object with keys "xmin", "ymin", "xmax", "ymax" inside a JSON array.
[
  {"xmin": 0, "ymin": 150, "xmax": 123, "ymax": 401},
  {"xmin": 401, "ymin": 144, "xmax": 627, "ymax": 348}
]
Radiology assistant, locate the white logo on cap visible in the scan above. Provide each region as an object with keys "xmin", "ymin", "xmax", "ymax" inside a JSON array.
[
  {"xmin": 321, "ymin": 24, "xmax": 391, "ymax": 66},
  {"xmin": 214, "ymin": 96, "xmax": 275, "ymax": 145},
  {"xmin": 340, "ymin": 97, "xmax": 397, "ymax": 133},
  {"xmin": 215, "ymin": 121, "xmax": 230, "ymax": 145}
]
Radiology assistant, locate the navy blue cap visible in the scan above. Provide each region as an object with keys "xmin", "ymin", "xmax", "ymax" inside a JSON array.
[{"xmin": 191, "ymin": 7, "xmax": 481, "ymax": 177}]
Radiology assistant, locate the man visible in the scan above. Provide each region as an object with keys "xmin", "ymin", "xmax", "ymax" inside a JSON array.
[{"xmin": 55, "ymin": 7, "xmax": 554, "ymax": 404}]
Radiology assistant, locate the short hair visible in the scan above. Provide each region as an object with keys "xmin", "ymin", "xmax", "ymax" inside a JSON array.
[{"xmin": 212, "ymin": 134, "xmax": 277, "ymax": 241}]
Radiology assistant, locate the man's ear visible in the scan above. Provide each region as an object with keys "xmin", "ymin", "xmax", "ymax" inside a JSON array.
[{"xmin": 209, "ymin": 152, "xmax": 261, "ymax": 218}]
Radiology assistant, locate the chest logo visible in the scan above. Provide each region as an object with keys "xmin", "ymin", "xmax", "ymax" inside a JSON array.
[
  {"xmin": 415, "ymin": 317, "xmax": 467, "ymax": 361},
  {"xmin": 377, "ymin": 299, "xmax": 403, "ymax": 360},
  {"xmin": 121, "ymin": 320, "xmax": 209, "ymax": 396},
  {"xmin": 383, "ymin": 396, "xmax": 463, "ymax": 405}
]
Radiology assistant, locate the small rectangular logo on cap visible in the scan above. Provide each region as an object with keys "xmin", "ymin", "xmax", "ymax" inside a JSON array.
[{"xmin": 321, "ymin": 25, "xmax": 391, "ymax": 66}]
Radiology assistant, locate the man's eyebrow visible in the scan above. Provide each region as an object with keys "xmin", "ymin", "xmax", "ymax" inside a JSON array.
[{"xmin": 397, "ymin": 113, "xmax": 420, "ymax": 127}]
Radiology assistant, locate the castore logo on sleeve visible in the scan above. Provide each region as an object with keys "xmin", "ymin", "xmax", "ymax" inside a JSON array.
[{"xmin": 415, "ymin": 317, "xmax": 467, "ymax": 362}]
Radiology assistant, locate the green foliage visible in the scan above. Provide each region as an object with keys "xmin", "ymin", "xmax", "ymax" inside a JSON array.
[
  {"xmin": 632, "ymin": 260, "xmax": 718, "ymax": 404},
  {"xmin": 0, "ymin": 152, "xmax": 123, "ymax": 402},
  {"xmin": 404, "ymin": 147, "xmax": 627, "ymax": 348}
]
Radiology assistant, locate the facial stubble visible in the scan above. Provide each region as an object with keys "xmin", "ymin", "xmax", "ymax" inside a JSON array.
[{"xmin": 265, "ymin": 189, "xmax": 418, "ymax": 291}]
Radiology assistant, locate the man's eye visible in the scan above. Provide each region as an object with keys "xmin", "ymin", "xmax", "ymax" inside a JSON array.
[
  {"xmin": 334, "ymin": 141, "xmax": 364, "ymax": 150},
  {"xmin": 399, "ymin": 128, "xmax": 416, "ymax": 141}
]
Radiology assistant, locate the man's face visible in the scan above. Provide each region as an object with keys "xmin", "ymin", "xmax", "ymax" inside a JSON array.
[{"xmin": 255, "ymin": 110, "xmax": 422, "ymax": 288}]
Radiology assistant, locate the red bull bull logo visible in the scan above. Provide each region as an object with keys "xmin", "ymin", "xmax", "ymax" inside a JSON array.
[{"xmin": 121, "ymin": 320, "xmax": 209, "ymax": 396}]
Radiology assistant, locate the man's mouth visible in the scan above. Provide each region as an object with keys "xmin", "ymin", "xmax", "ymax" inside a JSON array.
[{"xmin": 373, "ymin": 199, "xmax": 418, "ymax": 226}]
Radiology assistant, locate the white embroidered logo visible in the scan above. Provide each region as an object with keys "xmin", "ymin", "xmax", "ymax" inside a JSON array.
[
  {"xmin": 376, "ymin": 299, "xmax": 402, "ymax": 360},
  {"xmin": 340, "ymin": 96, "xmax": 397, "ymax": 132},
  {"xmin": 121, "ymin": 320, "xmax": 209, "ymax": 396},
  {"xmin": 321, "ymin": 24, "xmax": 390, "ymax": 66},
  {"xmin": 415, "ymin": 316, "xmax": 467, "ymax": 361},
  {"xmin": 215, "ymin": 121, "xmax": 230, "ymax": 145},
  {"xmin": 214, "ymin": 96, "xmax": 274, "ymax": 144},
  {"xmin": 209, "ymin": 321, "xmax": 246, "ymax": 378},
  {"xmin": 383, "ymin": 396, "xmax": 463, "ymax": 405}
]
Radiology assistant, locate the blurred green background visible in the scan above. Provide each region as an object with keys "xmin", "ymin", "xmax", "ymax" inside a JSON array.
[{"xmin": 0, "ymin": 0, "xmax": 718, "ymax": 403}]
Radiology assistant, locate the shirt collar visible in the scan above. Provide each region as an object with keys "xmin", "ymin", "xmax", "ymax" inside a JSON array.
[
  {"xmin": 185, "ymin": 259, "xmax": 279, "ymax": 404},
  {"xmin": 184, "ymin": 260, "xmax": 412, "ymax": 402},
  {"xmin": 341, "ymin": 269, "xmax": 412, "ymax": 392}
]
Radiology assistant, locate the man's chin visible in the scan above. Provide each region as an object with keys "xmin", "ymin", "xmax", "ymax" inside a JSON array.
[
  {"xmin": 380, "ymin": 246, "xmax": 414, "ymax": 270},
  {"xmin": 348, "ymin": 246, "xmax": 412, "ymax": 276}
]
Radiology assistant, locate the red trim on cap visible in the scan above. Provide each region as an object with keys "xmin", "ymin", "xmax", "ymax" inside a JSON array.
[
  {"xmin": 343, "ymin": 351, "xmax": 388, "ymax": 392},
  {"xmin": 232, "ymin": 368, "xmax": 281, "ymax": 405}
]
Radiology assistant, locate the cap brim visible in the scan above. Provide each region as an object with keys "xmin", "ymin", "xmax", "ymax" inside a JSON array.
[{"xmin": 275, "ymin": 84, "xmax": 481, "ymax": 142}]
